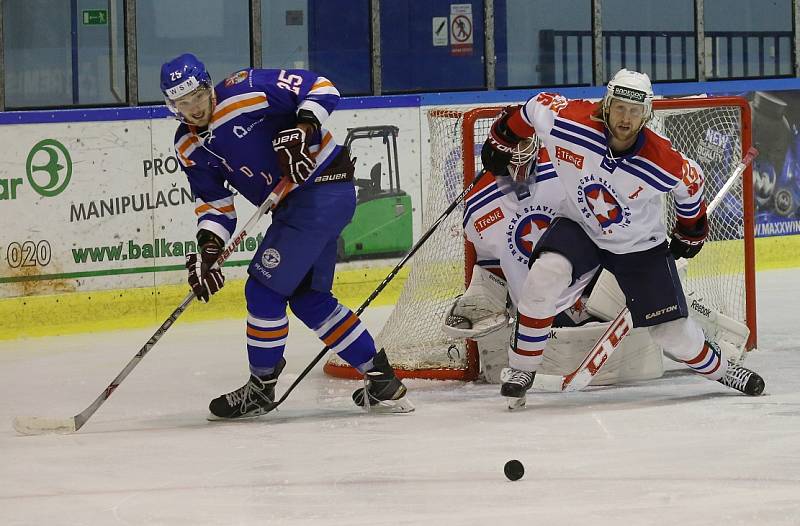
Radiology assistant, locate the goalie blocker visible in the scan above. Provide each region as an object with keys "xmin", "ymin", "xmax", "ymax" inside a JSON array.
[{"xmin": 444, "ymin": 263, "xmax": 747, "ymax": 386}]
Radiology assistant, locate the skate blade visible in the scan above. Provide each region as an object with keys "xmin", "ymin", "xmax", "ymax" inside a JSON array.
[
  {"xmin": 206, "ymin": 408, "xmax": 273, "ymax": 422},
  {"xmin": 367, "ymin": 396, "xmax": 415, "ymax": 414},
  {"xmin": 506, "ymin": 396, "xmax": 527, "ymax": 411}
]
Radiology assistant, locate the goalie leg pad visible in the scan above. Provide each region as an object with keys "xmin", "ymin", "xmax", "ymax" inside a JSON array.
[
  {"xmin": 540, "ymin": 322, "xmax": 664, "ymax": 385},
  {"xmin": 442, "ymin": 265, "xmax": 510, "ymax": 339}
]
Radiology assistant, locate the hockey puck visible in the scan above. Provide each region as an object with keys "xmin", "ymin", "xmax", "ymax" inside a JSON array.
[{"xmin": 504, "ymin": 459, "xmax": 524, "ymax": 481}]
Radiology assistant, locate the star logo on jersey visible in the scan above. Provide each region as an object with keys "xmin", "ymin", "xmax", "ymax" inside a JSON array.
[
  {"xmin": 513, "ymin": 213, "xmax": 552, "ymax": 258},
  {"xmin": 584, "ymin": 183, "xmax": 623, "ymax": 228}
]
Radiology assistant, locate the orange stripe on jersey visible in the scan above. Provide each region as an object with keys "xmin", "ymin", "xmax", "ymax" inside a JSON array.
[
  {"xmin": 322, "ymin": 313, "xmax": 358, "ymax": 346},
  {"xmin": 195, "ymin": 203, "xmax": 235, "ymax": 216},
  {"xmin": 247, "ymin": 325, "xmax": 289, "ymax": 339},
  {"xmin": 211, "ymin": 94, "xmax": 268, "ymax": 125},
  {"xmin": 518, "ymin": 314, "xmax": 555, "ymax": 329},
  {"xmin": 311, "ymin": 79, "xmax": 334, "ymax": 90},
  {"xmin": 311, "ymin": 132, "xmax": 333, "ymax": 160}
]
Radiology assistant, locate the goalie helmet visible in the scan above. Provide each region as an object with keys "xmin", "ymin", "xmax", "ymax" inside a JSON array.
[
  {"xmin": 601, "ymin": 68, "xmax": 654, "ymax": 130},
  {"xmin": 160, "ymin": 53, "xmax": 214, "ymax": 122}
]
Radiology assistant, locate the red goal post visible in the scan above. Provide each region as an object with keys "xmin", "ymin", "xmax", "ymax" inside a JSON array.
[{"xmin": 325, "ymin": 96, "xmax": 756, "ymax": 382}]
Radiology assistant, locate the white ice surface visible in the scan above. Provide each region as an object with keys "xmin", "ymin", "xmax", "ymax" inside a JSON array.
[{"xmin": 2, "ymin": 268, "xmax": 800, "ymax": 526}]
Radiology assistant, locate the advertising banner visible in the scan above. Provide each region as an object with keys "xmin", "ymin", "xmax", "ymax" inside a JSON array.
[{"xmin": 0, "ymin": 108, "xmax": 422, "ymax": 298}]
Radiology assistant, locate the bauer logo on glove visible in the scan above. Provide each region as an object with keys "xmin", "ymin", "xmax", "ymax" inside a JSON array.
[{"xmin": 272, "ymin": 127, "xmax": 316, "ymax": 184}]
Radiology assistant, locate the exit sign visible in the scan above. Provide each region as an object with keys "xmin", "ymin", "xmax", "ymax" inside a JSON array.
[{"xmin": 82, "ymin": 9, "xmax": 108, "ymax": 25}]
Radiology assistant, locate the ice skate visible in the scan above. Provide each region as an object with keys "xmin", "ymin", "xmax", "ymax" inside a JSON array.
[
  {"xmin": 500, "ymin": 367, "xmax": 535, "ymax": 410},
  {"xmin": 208, "ymin": 358, "xmax": 286, "ymax": 420},
  {"xmin": 352, "ymin": 349, "xmax": 414, "ymax": 414},
  {"xmin": 718, "ymin": 360, "xmax": 765, "ymax": 396}
]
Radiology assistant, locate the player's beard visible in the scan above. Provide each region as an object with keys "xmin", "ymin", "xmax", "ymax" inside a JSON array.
[{"xmin": 609, "ymin": 119, "xmax": 641, "ymax": 149}]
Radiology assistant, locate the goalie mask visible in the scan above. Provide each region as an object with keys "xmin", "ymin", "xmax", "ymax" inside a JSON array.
[
  {"xmin": 160, "ymin": 53, "xmax": 215, "ymax": 126},
  {"xmin": 601, "ymin": 68, "xmax": 654, "ymax": 132},
  {"xmin": 508, "ymin": 137, "xmax": 539, "ymax": 182}
]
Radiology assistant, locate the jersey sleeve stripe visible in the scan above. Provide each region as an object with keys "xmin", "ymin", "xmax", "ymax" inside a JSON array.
[
  {"xmin": 553, "ymin": 117, "xmax": 606, "ymax": 148},
  {"xmin": 675, "ymin": 200, "xmax": 703, "ymax": 218},
  {"xmin": 463, "ymin": 189, "xmax": 504, "ymax": 227},
  {"xmin": 550, "ymin": 127, "xmax": 606, "ymax": 156},
  {"xmin": 310, "ymin": 77, "xmax": 335, "ymax": 90},
  {"xmin": 477, "ymin": 259, "xmax": 501, "ymax": 268},
  {"xmin": 195, "ymin": 198, "xmax": 236, "ymax": 217},
  {"xmin": 297, "ymin": 99, "xmax": 330, "ymax": 125},
  {"xmin": 210, "ymin": 92, "xmax": 269, "ymax": 128}
]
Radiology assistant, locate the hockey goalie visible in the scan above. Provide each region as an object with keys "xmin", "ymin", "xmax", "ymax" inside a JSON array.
[{"xmin": 443, "ymin": 128, "xmax": 750, "ymax": 387}]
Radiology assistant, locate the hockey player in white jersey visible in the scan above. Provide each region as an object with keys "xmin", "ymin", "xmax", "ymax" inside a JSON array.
[
  {"xmin": 480, "ymin": 69, "xmax": 765, "ymax": 405},
  {"xmin": 445, "ymin": 130, "xmax": 664, "ymax": 386}
]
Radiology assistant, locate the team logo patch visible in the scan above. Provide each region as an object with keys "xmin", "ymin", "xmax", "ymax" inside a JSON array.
[
  {"xmin": 584, "ymin": 183, "xmax": 624, "ymax": 228},
  {"xmin": 224, "ymin": 70, "xmax": 249, "ymax": 87},
  {"xmin": 513, "ymin": 213, "xmax": 552, "ymax": 259},
  {"xmin": 261, "ymin": 248, "xmax": 281, "ymax": 269}
]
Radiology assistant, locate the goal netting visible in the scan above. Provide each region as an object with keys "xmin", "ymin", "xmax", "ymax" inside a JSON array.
[{"xmin": 324, "ymin": 97, "xmax": 755, "ymax": 381}]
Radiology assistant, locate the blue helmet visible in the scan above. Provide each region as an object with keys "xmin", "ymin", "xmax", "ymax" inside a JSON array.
[{"xmin": 160, "ymin": 53, "xmax": 212, "ymax": 102}]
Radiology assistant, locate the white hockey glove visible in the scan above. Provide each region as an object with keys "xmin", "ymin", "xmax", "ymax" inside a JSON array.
[
  {"xmin": 442, "ymin": 265, "xmax": 510, "ymax": 339},
  {"xmin": 273, "ymin": 127, "xmax": 316, "ymax": 184}
]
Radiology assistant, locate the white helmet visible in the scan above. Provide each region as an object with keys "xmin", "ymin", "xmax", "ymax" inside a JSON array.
[{"xmin": 602, "ymin": 68, "xmax": 654, "ymax": 129}]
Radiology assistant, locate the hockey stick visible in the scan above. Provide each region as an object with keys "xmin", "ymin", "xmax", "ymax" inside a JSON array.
[
  {"xmin": 546, "ymin": 146, "xmax": 759, "ymax": 393},
  {"xmin": 12, "ymin": 179, "xmax": 295, "ymax": 435},
  {"xmin": 266, "ymin": 169, "xmax": 493, "ymax": 412}
]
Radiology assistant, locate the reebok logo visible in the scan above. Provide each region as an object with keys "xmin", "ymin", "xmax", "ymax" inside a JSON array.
[
  {"xmin": 612, "ymin": 86, "xmax": 647, "ymax": 103},
  {"xmin": 691, "ymin": 299, "xmax": 711, "ymax": 318},
  {"xmin": 645, "ymin": 304, "xmax": 678, "ymax": 320},
  {"xmin": 556, "ymin": 146, "xmax": 584, "ymax": 169},
  {"xmin": 474, "ymin": 207, "xmax": 504, "ymax": 233}
]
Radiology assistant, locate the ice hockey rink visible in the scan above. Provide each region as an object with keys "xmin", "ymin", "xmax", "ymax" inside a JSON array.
[{"xmin": 1, "ymin": 267, "xmax": 799, "ymax": 526}]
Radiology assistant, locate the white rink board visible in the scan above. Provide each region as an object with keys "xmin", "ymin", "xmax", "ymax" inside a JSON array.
[{"xmin": 0, "ymin": 108, "xmax": 423, "ymax": 299}]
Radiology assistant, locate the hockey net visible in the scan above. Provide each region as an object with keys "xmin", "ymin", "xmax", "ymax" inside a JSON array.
[{"xmin": 325, "ymin": 96, "xmax": 755, "ymax": 381}]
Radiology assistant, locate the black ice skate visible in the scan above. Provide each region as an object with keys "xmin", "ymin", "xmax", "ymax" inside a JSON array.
[
  {"xmin": 208, "ymin": 358, "xmax": 286, "ymax": 420},
  {"xmin": 352, "ymin": 349, "xmax": 414, "ymax": 413},
  {"xmin": 500, "ymin": 367, "xmax": 535, "ymax": 410},
  {"xmin": 718, "ymin": 360, "xmax": 765, "ymax": 396}
]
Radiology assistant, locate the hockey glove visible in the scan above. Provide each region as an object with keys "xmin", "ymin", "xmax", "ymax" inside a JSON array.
[
  {"xmin": 669, "ymin": 214, "xmax": 708, "ymax": 259},
  {"xmin": 272, "ymin": 127, "xmax": 316, "ymax": 184},
  {"xmin": 481, "ymin": 106, "xmax": 525, "ymax": 176},
  {"xmin": 186, "ymin": 230, "xmax": 225, "ymax": 302}
]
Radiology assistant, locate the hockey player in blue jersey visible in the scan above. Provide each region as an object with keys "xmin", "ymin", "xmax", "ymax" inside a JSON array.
[{"xmin": 160, "ymin": 53, "xmax": 412, "ymax": 418}]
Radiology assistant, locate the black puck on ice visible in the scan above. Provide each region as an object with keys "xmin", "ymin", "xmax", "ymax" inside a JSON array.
[{"xmin": 504, "ymin": 459, "xmax": 524, "ymax": 481}]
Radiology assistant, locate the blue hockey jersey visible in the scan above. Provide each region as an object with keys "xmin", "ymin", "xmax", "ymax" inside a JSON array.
[{"xmin": 172, "ymin": 68, "xmax": 343, "ymax": 244}]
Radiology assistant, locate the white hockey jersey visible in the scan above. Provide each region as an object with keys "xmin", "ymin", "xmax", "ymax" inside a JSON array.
[
  {"xmin": 508, "ymin": 93, "xmax": 707, "ymax": 254},
  {"xmin": 462, "ymin": 148, "xmax": 564, "ymax": 306}
]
